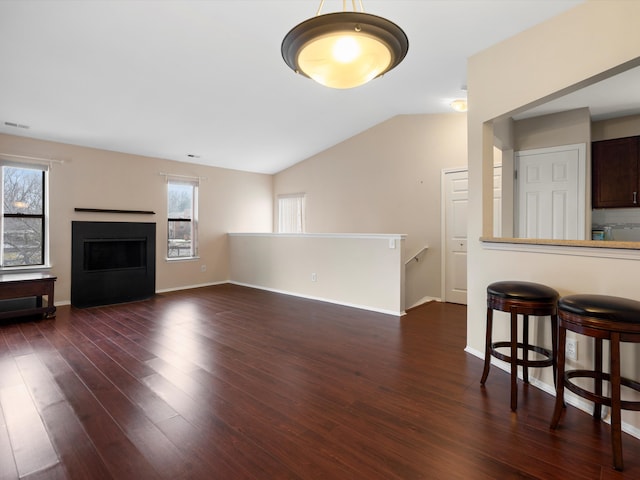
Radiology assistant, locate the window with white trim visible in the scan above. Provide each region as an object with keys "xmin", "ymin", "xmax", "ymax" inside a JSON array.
[
  {"xmin": 0, "ymin": 161, "xmax": 48, "ymax": 268},
  {"xmin": 167, "ymin": 179, "xmax": 198, "ymax": 258},
  {"xmin": 277, "ymin": 193, "xmax": 305, "ymax": 233}
]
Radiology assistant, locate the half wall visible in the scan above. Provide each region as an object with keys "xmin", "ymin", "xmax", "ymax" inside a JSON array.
[{"xmin": 228, "ymin": 233, "xmax": 406, "ymax": 315}]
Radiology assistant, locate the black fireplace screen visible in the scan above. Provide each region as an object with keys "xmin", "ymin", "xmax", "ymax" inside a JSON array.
[
  {"xmin": 72, "ymin": 221, "xmax": 156, "ymax": 307},
  {"xmin": 84, "ymin": 238, "xmax": 146, "ymax": 271}
]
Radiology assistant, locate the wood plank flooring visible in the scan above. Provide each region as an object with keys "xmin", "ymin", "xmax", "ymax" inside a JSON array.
[{"xmin": 1, "ymin": 283, "xmax": 639, "ymax": 479}]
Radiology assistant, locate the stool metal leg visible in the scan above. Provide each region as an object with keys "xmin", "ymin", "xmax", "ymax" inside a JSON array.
[
  {"xmin": 511, "ymin": 306, "xmax": 518, "ymax": 411},
  {"xmin": 550, "ymin": 325, "xmax": 567, "ymax": 428},
  {"xmin": 480, "ymin": 306, "xmax": 493, "ymax": 385},
  {"xmin": 610, "ymin": 333, "xmax": 623, "ymax": 471}
]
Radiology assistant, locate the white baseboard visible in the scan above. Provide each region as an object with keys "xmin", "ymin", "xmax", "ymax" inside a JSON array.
[
  {"xmin": 464, "ymin": 345, "xmax": 640, "ymax": 440},
  {"xmin": 156, "ymin": 280, "xmax": 226, "ymax": 294},
  {"xmin": 55, "ymin": 280, "xmax": 227, "ymax": 306},
  {"xmin": 407, "ymin": 296, "xmax": 440, "ymax": 310},
  {"xmin": 229, "ymin": 281, "xmax": 404, "ymax": 317}
]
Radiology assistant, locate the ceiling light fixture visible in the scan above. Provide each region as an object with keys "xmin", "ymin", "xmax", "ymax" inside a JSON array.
[
  {"xmin": 450, "ymin": 99, "xmax": 468, "ymax": 112},
  {"xmin": 281, "ymin": 0, "xmax": 409, "ymax": 89}
]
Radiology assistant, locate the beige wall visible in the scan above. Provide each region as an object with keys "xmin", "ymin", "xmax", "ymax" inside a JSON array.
[
  {"xmin": 592, "ymin": 113, "xmax": 640, "ymax": 141},
  {"xmin": 229, "ymin": 233, "xmax": 405, "ymax": 315},
  {"xmin": 468, "ymin": 1, "xmax": 640, "ymax": 433},
  {"xmin": 273, "ymin": 113, "xmax": 467, "ymax": 307},
  {"xmin": 514, "ymin": 108, "xmax": 591, "ymax": 151},
  {"xmin": 0, "ymin": 133, "xmax": 273, "ymax": 303}
]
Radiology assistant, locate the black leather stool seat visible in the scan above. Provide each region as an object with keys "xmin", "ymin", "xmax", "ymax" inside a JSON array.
[
  {"xmin": 481, "ymin": 281, "xmax": 559, "ymax": 411},
  {"xmin": 558, "ymin": 294, "xmax": 640, "ymax": 324},
  {"xmin": 487, "ymin": 281, "xmax": 559, "ymax": 302},
  {"xmin": 551, "ymin": 294, "xmax": 640, "ymax": 471}
]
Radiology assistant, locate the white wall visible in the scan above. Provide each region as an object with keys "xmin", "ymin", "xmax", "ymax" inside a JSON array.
[
  {"xmin": 228, "ymin": 233, "xmax": 405, "ymax": 315},
  {"xmin": 274, "ymin": 113, "xmax": 467, "ymax": 307},
  {"xmin": 468, "ymin": 1, "xmax": 640, "ymax": 433}
]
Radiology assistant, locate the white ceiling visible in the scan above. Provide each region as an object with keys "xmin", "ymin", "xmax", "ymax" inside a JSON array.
[{"xmin": 0, "ymin": 0, "xmax": 589, "ymax": 174}]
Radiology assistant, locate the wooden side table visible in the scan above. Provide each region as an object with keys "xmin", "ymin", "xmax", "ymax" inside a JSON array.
[{"xmin": 0, "ymin": 272, "xmax": 57, "ymax": 319}]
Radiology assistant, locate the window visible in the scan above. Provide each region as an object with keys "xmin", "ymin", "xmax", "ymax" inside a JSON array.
[
  {"xmin": 0, "ymin": 162, "xmax": 48, "ymax": 268},
  {"xmin": 277, "ymin": 193, "xmax": 305, "ymax": 233},
  {"xmin": 167, "ymin": 179, "xmax": 198, "ymax": 258}
]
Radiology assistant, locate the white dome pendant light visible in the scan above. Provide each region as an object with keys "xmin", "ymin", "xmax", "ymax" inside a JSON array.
[{"xmin": 282, "ymin": 0, "xmax": 409, "ymax": 89}]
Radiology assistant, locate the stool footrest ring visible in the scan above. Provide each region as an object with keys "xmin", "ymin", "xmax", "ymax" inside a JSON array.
[
  {"xmin": 565, "ymin": 370, "xmax": 640, "ymax": 412},
  {"xmin": 490, "ymin": 341, "xmax": 554, "ymax": 368}
]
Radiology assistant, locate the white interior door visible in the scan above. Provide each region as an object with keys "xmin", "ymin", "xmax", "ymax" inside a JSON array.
[
  {"xmin": 442, "ymin": 169, "xmax": 468, "ymax": 305},
  {"xmin": 515, "ymin": 144, "xmax": 586, "ymax": 240}
]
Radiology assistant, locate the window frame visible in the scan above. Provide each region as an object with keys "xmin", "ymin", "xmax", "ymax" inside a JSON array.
[
  {"xmin": 166, "ymin": 178, "xmax": 199, "ymax": 260},
  {"xmin": 0, "ymin": 160, "xmax": 49, "ymax": 270}
]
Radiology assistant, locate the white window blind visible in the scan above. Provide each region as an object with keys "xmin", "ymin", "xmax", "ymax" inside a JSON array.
[{"xmin": 277, "ymin": 194, "xmax": 306, "ymax": 233}]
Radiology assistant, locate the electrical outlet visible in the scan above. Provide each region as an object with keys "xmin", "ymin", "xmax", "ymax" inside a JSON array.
[
  {"xmin": 566, "ymin": 338, "xmax": 578, "ymax": 361},
  {"xmin": 200, "ymin": 265, "xmax": 206, "ymax": 272},
  {"xmin": 311, "ymin": 273, "xmax": 317, "ymax": 282}
]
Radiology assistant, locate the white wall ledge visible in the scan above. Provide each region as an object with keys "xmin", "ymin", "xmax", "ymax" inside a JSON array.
[{"xmin": 229, "ymin": 232, "xmax": 407, "ymax": 239}]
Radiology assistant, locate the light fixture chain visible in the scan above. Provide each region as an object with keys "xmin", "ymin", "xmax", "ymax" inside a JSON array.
[{"xmin": 316, "ymin": 0, "xmax": 365, "ymax": 15}]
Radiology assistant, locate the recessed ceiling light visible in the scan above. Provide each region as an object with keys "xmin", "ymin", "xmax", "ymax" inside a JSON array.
[{"xmin": 450, "ymin": 99, "xmax": 468, "ymax": 113}]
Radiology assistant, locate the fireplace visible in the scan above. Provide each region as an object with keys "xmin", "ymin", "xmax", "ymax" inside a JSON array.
[{"xmin": 72, "ymin": 221, "xmax": 156, "ymax": 307}]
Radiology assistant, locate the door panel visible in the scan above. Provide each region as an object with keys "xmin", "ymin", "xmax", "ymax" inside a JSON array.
[
  {"xmin": 443, "ymin": 170, "xmax": 468, "ymax": 305},
  {"xmin": 515, "ymin": 144, "xmax": 586, "ymax": 240}
]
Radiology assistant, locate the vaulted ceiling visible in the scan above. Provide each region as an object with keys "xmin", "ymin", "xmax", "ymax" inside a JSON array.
[{"xmin": 0, "ymin": 1, "xmax": 586, "ymax": 174}]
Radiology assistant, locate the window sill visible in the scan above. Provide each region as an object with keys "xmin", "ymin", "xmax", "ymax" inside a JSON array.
[
  {"xmin": 165, "ymin": 256, "xmax": 200, "ymax": 262},
  {"xmin": 0, "ymin": 265, "xmax": 52, "ymax": 273}
]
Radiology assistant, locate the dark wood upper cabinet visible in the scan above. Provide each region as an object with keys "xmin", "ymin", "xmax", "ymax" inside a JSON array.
[{"xmin": 592, "ymin": 136, "xmax": 640, "ymax": 208}]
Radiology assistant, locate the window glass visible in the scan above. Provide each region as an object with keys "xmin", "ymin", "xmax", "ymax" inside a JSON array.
[
  {"xmin": 2, "ymin": 165, "xmax": 46, "ymax": 267},
  {"xmin": 167, "ymin": 180, "xmax": 198, "ymax": 258}
]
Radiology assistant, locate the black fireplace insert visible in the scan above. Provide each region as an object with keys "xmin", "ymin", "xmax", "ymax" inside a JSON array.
[{"xmin": 72, "ymin": 221, "xmax": 156, "ymax": 307}]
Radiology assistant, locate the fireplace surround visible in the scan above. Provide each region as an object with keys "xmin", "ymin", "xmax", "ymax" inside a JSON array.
[{"xmin": 71, "ymin": 221, "xmax": 156, "ymax": 307}]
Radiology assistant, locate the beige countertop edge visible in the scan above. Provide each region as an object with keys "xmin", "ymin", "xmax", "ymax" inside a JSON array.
[{"xmin": 480, "ymin": 237, "xmax": 640, "ymax": 250}]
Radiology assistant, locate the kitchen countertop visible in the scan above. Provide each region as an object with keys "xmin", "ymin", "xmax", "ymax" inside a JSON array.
[{"xmin": 480, "ymin": 237, "xmax": 640, "ymax": 250}]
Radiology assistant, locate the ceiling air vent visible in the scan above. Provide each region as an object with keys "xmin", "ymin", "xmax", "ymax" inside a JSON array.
[{"xmin": 4, "ymin": 122, "xmax": 30, "ymax": 129}]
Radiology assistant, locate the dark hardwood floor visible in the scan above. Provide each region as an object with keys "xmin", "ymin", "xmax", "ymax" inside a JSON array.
[{"xmin": 1, "ymin": 284, "xmax": 638, "ymax": 479}]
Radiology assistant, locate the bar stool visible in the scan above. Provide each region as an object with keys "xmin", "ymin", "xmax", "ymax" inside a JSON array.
[
  {"xmin": 550, "ymin": 294, "xmax": 640, "ymax": 471},
  {"xmin": 481, "ymin": 281, "xmax": 559, "ymax": 411}
]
